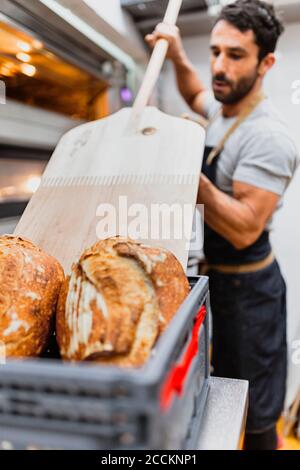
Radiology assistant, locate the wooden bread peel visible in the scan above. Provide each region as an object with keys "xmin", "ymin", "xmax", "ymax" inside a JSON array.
[{"xmin": 14, "ymin": 0, "xmax": 205, "ymax": 273}]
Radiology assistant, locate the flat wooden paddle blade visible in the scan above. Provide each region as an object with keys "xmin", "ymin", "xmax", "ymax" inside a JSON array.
[{"xmin": 14, "ymin": 107, "xmax": 205, "ymax": 273}]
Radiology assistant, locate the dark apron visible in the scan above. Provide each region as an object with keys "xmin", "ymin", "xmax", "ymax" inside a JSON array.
[
  {"xmin": 202, "ymin": 146, "xmax": 287, "ymax": 433},
  {"xmin": 202, "ymin": 146, "xmax": 272, "ymax": 264}
]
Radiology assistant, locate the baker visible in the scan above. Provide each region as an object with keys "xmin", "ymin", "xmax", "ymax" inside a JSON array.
[{"xmin": 146, "ymin": 0, "xmax": 299, "ymax": 450}]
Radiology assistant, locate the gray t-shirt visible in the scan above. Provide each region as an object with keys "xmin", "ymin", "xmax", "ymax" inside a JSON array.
[{"xmin": 203, "ymin": 92, "xmax": 299, "ymax": 229}]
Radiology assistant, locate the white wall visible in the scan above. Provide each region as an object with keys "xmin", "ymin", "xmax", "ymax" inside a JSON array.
[
  {"xmin": 267, "ymin": 23, "xmax": 300, "ymax": 408},
  {"xmin": 161, "ymin": 23, "xmax": 300, "ymax": 408},
  {"xmin": 84, "ymin": 0, "xmax": 141, "ymax": 43},
  {"xmin": 83, "ymin": 0, "xmax": 147, "ymax": 60}
]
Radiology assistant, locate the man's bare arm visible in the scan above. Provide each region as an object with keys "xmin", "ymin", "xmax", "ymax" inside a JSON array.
[
  {"xmin": 197, "ymin": 175, "xmax": 280, "ymax": 250},
  {"xmin": 145, "ymin": 23, "xmax": 207, "ymax": 116}
]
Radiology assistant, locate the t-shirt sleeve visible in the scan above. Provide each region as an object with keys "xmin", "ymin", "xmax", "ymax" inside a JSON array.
[
  {"xmin": 202, "ymin": 90, "xmax": 221, "ymax": 120},
  {"xmin": 233, "ymin": 130, "xmax": 300, "ymax": 195}
]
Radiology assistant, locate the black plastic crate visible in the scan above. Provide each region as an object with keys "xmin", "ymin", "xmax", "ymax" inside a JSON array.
[{"xmin": 0, "ymin": 276, "xmax": 210, "ymax": 450}]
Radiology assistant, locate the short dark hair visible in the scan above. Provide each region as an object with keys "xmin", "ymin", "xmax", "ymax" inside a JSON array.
[{"xmin": 215, "ymin": 0, "xmax": 284, "ymax": 61}]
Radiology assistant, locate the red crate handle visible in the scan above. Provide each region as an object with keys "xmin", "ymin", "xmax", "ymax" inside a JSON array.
[{"xmin": 160, "ymin": 305, "xmax": 206, "ymax": 411}]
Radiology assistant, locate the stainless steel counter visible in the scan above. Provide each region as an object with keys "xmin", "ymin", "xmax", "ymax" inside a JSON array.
[{"xmin": 197, "ymin": 377, "xmax": 249, "ymax": 450}]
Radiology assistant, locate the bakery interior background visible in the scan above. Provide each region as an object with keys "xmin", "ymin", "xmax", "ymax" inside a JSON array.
[{"xmin": 0, "ymin": 0, "xmax": 299, "ymax": 445}]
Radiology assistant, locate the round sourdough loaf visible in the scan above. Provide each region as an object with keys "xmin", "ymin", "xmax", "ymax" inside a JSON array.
[
  {"xmin": 0, "ymin": 235, "xmax": 64, "ymax": 357},
  {"xmin": 56, "ymin": 236, "xmax": 190, "ymax": 367}
]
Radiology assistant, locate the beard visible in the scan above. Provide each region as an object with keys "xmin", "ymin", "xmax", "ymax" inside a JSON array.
[{"xmin": 212, "ymin": 68, "xmax": 259, "ymax": 104}]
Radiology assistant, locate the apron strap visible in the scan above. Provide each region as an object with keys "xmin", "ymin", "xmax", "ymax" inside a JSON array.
[{"xmin": 206, "ymin": 92, "xmax": 266, "ymax": 166}]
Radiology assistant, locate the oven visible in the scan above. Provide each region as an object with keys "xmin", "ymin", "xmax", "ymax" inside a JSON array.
[{"xmin": 0, "ymin": 0, "xmax": 128, "ymax": 233}]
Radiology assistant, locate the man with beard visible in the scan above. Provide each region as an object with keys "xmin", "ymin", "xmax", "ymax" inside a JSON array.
[{"xmin": 146, "ymin": 0, "xmax": 299, "ymax": 450}]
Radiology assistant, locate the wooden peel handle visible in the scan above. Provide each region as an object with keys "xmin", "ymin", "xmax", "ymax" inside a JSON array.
[{"xmin": 130, "ymin": 0, "xmax": 183, "ymax": 130}]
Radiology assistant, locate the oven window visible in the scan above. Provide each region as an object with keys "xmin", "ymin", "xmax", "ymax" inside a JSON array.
[
  {"xmin": 0, "ymin": 20, "xmax": 109, "ymax": 120},
  {"xmin": 0, "ymin": 158, "xmax": 46, "ymax": 203},
  {"xmin": 0, "ymin": 157, "xmax": 47, "ymax": 232}
]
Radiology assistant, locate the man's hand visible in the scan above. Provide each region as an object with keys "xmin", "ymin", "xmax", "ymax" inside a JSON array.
[
  {"xmin": 145, "ymin": 23, "xmax": 207, "ymax": 115},
  {"xmin": 145, "ymin": 23, "xmax": 185, "ymax": 63},
  {"xmin": 198, "ymin": 174, "xmax": 280, "ymax": 250}
]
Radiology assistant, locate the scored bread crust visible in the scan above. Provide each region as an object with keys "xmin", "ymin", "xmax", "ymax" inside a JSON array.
[
  {"xmin": 0, "ymin": 235, "xmax": 64, "ymax": 357},
  {"xmin": 56, "ymin": 237, "xmax": 190, "ymax": 367}
]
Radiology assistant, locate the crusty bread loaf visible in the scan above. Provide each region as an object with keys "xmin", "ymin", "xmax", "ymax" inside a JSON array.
[
  {"xmin": 56, "ymin": 237, "xmax": 190, "ymax": 367},
  {"xmin": 0, "ymin": 235, "xmax": 64, "ymax": 357}
]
